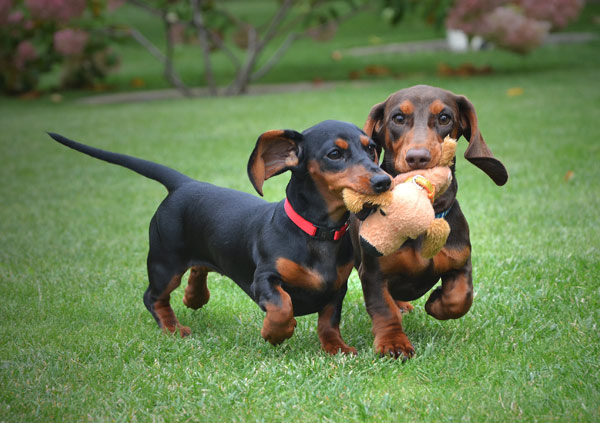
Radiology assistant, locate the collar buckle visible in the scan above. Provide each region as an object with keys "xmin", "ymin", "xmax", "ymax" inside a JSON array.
[
  {"xmin": 314, "ymin": 224, "xmax": 349, "ymax": 241},
  {"xmin": 314, "ymin": 226, "xmax": 337, "ymax": 241}
]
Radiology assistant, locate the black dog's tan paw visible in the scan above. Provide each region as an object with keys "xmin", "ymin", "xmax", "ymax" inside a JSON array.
[
  {"xmin": 261, "ymin": 316, "xmax": 297, "ymax": 345},
  {"xmin": 183, "ymin": 290, "xmax": 210, "ymax": 310},
  {"xmin": 183, "ymin": 266, "xmax": 210, "ymax": 310}
]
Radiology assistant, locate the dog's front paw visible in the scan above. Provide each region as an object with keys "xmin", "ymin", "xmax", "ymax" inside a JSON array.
[
  {"xmin": 321, "ymin": 340, "xmax": 358, "ymax": 356},
  {"xmin": 374, "ymin": 333, "xmax": 415, "ymax": 361},
  {"xmin": 161, "ymin": 323, "xmax": 191, "ymax": 338},
  {"xmin": 425, "ymin": 285, "xmax": 472, "ymax": 320},
  {"xmin": 261, "ymin": 315, "xmax": 297, "ymax": 345}
]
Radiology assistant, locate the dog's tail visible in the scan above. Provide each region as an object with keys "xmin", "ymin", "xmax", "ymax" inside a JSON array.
[{"xmin": 48, "ymin": 132, "xmax": 191, "ymax": 192}]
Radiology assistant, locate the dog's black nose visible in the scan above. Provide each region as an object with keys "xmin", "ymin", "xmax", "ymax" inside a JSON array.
[
  {"xmin": 405, "ymin": 148, "xmax": 431, "ymax": 169},
  {"xmin": 370, "ymin": 174, "xmax": 392, "ymax": 193}
]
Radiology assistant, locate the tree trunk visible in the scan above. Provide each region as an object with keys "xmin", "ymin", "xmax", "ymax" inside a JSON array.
[{"xmin": 191, "ymin": 0, "xmax": 218, "ymax": 96}]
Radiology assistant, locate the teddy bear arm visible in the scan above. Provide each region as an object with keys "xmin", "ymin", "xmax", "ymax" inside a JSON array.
[
  {"xmin": 440, "ymin": 137, "xmax": 457, "ymax": 166},
  {"xmin": 420, "ymin": 218, "xmax": 451, "ymax": 259}
]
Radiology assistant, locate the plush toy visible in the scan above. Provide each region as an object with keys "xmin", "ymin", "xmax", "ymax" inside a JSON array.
[{"xmin": 344, "ymin": 137, "xmax": 457, "ymax": 258}]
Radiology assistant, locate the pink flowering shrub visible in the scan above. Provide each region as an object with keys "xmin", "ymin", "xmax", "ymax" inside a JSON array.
[
  {"xmin": 54, "ymin": 28, "xmax": 89, "ymax": 56},
  {"xmin": 25, "ymin": 0, "xmax": 85, "ymax": 23},
  {"xmin": 446, "ymin": 0, "xmax": 505, "ymax": 35},
  {"xmin": 484, "ymin": 6, "xmax": 551, "ymax": 54},
  {"xmin": 519, "ymin": 0, "xmax": 584, "ymax": 29},
  {"xmin": 0, "ymin": 0, "xmax": 121, "ymax": 94},
  {"xmin": 14, "ymin": 40, "xmax": 37, "ymax": 69},
  {"xmin": 446, "ymin": 0, "xmax": 584, "ymax": 54},
  {"xmin": 0, "ymin": 0, "xmax": 12, "ymax": 25}
]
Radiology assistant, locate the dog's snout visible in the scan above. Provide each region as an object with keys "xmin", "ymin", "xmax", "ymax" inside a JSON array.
[
  {"xmin": 405, "ymin": 148, "xmax": 431, "ymax": 169},
  {"xmin": 370, "ymin": 173, "xmax": 392, "ymax": 193}
]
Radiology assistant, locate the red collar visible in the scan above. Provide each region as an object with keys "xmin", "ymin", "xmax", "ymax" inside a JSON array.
[{"xmin": 284, "ymin": 198, "xmax": 349, "ymax": 241}]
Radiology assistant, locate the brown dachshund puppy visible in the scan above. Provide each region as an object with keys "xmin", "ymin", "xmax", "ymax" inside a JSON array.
[{"xmin": 353, "ymin": 85, "xmax": 508, "ymax": 359}]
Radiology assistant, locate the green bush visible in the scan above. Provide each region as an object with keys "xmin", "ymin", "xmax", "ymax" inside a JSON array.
[{"xmin": 0, "ymin": 0, "xmax": 120, "ymax": 94}]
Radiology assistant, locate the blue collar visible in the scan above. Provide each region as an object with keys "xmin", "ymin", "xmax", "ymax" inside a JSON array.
[{"xmin": 435, "ymin": 205, "xmax": 452, "ymax": 219}]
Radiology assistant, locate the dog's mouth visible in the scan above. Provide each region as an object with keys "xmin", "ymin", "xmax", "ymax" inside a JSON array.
[{"xmin": 396, "ymin": 159, "xmax": 441, "ymax": 174}]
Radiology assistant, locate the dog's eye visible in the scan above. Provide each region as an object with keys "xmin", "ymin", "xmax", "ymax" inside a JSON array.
[
  {"xmin": 392, "ymin": 114, "xmax": 405, "ymax": 125},
  {"xmin": 327, "ymin": 149, "xmax": 342, "ymax": 160},
  {"xmin": 366, "ymin": 144, "xmax": 376, "ymax": 158},
  {"xmin": 438, "ymin": 114, "xmax": 451, "ymax": 125}
]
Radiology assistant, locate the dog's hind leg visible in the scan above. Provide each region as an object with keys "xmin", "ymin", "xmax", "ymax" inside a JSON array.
[
  {"xmin": 144, "ymin": 255, "xmax": 191, "ymax": 337},
  {"xmin": 183, "ymin": 266, "xmax": 211, "ymax": 310}
]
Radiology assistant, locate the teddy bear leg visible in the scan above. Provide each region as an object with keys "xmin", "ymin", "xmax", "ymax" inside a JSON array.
[{"xmin": 421, "ymin": 218, "xmax": 450, "ymax": 259}]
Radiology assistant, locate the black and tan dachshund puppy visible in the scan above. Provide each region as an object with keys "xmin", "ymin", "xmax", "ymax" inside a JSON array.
[
  {"xmin": 353, "ymin": 85, "xmax": 508, "ymax": 359},
  {"xmin": 49, "ymin": 120, "xmax": 391, "ymax": 354}
]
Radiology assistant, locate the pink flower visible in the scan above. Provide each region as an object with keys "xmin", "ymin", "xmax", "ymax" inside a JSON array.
[
  {"xmin": 446, "ymin": 0, "xmax": 506, "ymax": 34},
  {"xmin": 484, "ymin": 6, "xmax": 550, "ymax": 53},
  {"xmin": 54, "ymin": 28, "xmax": 89, "ymax": 56},
  {"xmin": 447, "ymin": 0, "xmax": 584, "ymax": 34},
  {"xmin": 518, "ymin": 0, "xmax": 584, "ymax": 29},
  {"xmin": 25, "ymin": 0, "xmax": 86, "ymax": 23},
  {"xmin": 15, "ymin": 40, "xmax": 37, "ymax": 69},
  {"xmin": 8, "ymin": 10, "xmax": 23, "ymax": 24}
]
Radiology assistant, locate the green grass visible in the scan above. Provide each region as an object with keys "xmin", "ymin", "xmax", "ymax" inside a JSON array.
[
  {"xmin": 2, "ymin": 5, "xmax": 600, "ymax": 422},
  {"xmin": 2, "ymin": 63, "xmax": 600, "ymax": 422}
]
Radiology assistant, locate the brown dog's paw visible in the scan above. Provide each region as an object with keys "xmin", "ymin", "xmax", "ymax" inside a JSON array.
[
  {"xmin": 321, "ymin": 341, "xmax": 358, "ymax": 356},
  {"xmin": 374, "ymin": 333, "xmax": 415, "ymax": 361},
  {"xmin": 425, "ymin": 286, "xmax": 472, "ymax": 320},
  {"xmin": 162, "ymin": 324, "xmax": 191, "ymax": 338},
  {"xmin": 261, "ymin": 316, "xmax": 297, "ymax": 345},
  {"xmin": 395, "ymin": 301, "xmax": 414, "ymax": 314},
  {"xmin": 178, "ymin": 325, "xmax": 192, "ymax": 337}
]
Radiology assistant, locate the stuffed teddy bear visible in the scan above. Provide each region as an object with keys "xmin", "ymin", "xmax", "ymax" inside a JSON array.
[{"xmin": 343, "ymin": 137, "xmax": 457, "ymax": 258}]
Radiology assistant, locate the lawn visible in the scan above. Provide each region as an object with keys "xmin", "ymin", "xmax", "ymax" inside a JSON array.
[{"xmin": 1, "ymin": 4, "xmax": 600, "ymax": 423}]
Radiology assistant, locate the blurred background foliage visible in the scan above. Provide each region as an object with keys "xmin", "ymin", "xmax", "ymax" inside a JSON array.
[{"xmin": 0, "ymin": 0, "xmax": 595, "ymax": 96}]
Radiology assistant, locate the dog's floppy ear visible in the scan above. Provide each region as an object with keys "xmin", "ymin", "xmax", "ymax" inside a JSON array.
[
  {"xmin": 456, "ymin": 96, "xmax": 508, "ymax": 186},
  {"xmin": 247, "ymin": 129, "xmax": 303, "ymax": 196},
  {"xmin": 363, "ymin": 100, "xmax": 386, "ymax": 158}
]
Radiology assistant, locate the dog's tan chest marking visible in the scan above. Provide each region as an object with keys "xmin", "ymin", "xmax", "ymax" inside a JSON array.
[{"xmin": 276, "ymin": 257, "xmax": 324, "ymax": 290}]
